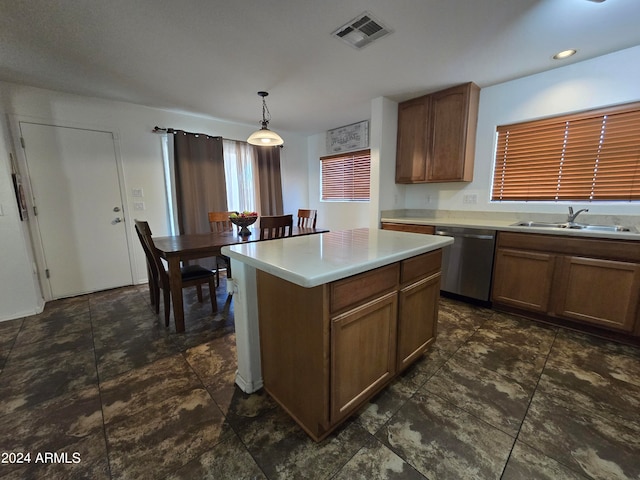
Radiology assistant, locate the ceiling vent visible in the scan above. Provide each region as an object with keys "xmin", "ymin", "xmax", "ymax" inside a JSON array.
[{"xmin": 332, "ymin": 12, "xmax": 392, "ymax": 49}]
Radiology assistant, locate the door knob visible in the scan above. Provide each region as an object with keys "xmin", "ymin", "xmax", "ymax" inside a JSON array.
[
  {"xmin": 113, "ymin": 206, "xmax": 121, "ymax": 212},
  {"xmin": 113, "ymin": 217, "xmax": 123, "ymax": 224}
]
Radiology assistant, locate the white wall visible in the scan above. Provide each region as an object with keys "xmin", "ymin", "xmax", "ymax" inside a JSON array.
[
  {"xmin": 0, "ymin": 81, "xmax": 308, "ymax": 321},
  {"xmin": 402, "ymin": 44, "xmax": 640, "ymax": 216},
  {"xmin": 0, "ymin": 119, "xmax": 42, "ymax": 320},
  {"xmin": 306, "ymin": 131, "xmax": 373, "ymax": 232}
]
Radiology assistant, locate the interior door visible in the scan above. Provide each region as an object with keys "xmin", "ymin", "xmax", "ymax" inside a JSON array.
[{"xmin": 20, "ymin": 122, "xmax": 133, "ymax": 299}]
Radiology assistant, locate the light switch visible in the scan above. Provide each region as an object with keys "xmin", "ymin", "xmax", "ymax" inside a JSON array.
[
  {"xmin": 133, "ymin": 202, "xmax": 145, "ymax": 211},
  {"xmin": 132, "ymin": 188, "xmax": 144, "ymax": 197}
]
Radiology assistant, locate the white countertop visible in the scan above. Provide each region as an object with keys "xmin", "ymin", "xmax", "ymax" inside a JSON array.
[
  {"xmin": 222, "ymin": 228, "xmax": 453, "ymax": 288},
  {"xmin": 381, "ymin": 216, "xmax": 640, "ymax": 241}
]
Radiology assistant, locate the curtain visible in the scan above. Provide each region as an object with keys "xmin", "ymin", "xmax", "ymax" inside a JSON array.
[
  {"xmin": 173, "ymin": 131, "xmax": 227, "ymax": 235},
  {"xmin": 255, "ymin": 146, "xmax": 284, "ymax": 215},
  {"xmin": 223, "ymin": 139, "xmax": 260, "ymax": 214}
]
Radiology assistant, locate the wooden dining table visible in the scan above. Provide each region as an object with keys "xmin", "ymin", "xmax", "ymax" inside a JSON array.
[{"xmin": 153, "ymin": 225, "xmax": 328, "ymax": 333}]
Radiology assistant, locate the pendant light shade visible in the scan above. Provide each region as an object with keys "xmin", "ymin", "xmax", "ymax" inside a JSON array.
[{"xmin": 247, "ymin": 91, "xmax": 284, "ymax": 146}]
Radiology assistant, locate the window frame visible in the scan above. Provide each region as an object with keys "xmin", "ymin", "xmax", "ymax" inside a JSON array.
[
  {"xmin": 320, "ymin": 149, "xmax": 371, "ymax": 202},
  {"xmin": 491, "ymin": 101, "xmax": 640, "ymax": 203}
]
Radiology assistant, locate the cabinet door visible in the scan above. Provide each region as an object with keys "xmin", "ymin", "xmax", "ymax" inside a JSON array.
[
  {"xmin": 492, "ymin": 248, "xmax": 555, "ymax": 312},
  {"xmin": 397, "ymin": 273, "xmax": 440, "ymax": 371},
  {"xmin": 554, "ymin": 256, "xmax": 640, "ymax": 332},
  {"xmin": 331, "ymin": 292, "xmax": 398, "ymax": 423},
  {"xmin": 396, "ymin": 96, "xmax": 430, "ymax": 183},
  {"xmin": 428, "ymin": 83, "xmax": 478, "ymax": 182}
]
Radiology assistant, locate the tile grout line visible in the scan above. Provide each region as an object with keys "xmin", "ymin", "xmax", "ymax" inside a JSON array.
[{"xmin": 88, "ymin": 291, "xmax": 116, "ymax": 480}]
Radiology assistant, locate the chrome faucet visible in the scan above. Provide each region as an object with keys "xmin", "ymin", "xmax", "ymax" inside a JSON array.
[{"xmin": 567, "ymin": 206, "xmax": 589, "ymax": 223}]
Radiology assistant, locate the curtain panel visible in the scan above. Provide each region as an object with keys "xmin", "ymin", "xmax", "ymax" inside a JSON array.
[
  {"xmin": 173, "ymin": 131, "xmax": 228, "ymax": 235},
  {"xmin": 255, "ymin": 146, "xmax": 284, "ymax": 215}
]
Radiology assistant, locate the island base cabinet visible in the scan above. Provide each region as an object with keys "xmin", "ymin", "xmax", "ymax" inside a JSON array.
[
  {"xmin": 397, "ymin": 273, "xmax": 440, "ymax": 371},
  {"xmin": 256, "ymin": 250, "xmax": 443, "ymax": 441},
  {"xmin": 331, "ymin": 292, "xmax": 397, "ymax": 423}
]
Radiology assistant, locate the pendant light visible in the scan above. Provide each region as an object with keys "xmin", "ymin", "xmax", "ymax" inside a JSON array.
[{"xmin": 247, "ymin": 91, "xmax": 284, "ymax": 146}]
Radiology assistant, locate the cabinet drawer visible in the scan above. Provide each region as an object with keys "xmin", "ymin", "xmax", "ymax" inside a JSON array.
[
  {"xmin": 331, "ymin": 263, "xmax": 399, "ymax": 313},
  {"xmin": 381, "ymin": 222, "xmax": 435, "ymax": 235},
  {"xmin": 401, "ymin": 250, "xmax": 442, "ymax": 284}
]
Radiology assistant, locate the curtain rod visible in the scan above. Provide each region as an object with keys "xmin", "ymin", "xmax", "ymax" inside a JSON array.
[
  {"xmin": 152, "ymin": 126, "xmax": 222, "ymax": 140},
  {"xmin": 152, "ymin": 126, "xmax": 283, "ymax": 148}
]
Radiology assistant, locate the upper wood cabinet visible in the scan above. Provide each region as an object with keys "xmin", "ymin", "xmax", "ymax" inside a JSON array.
[{"xmin": 396, "ymin": 82, "xmax": 480, "ymax": 183}]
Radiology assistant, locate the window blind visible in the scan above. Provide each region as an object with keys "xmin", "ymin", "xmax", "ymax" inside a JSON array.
[
  {"xmin": 320, "ymin": 149, "xmax": 371, "ymax": 201},
  {"xmin": 492, "ymin": 102, "xmax": 640, "ymax": 201}
]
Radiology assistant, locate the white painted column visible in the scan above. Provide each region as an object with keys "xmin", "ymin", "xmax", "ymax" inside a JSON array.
[{"xmin": 229, "ymin": 258, "xmax": 263, "ymax": 393}]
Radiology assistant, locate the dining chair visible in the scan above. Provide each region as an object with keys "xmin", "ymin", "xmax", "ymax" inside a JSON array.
[
  {"xmin": 297, "ymin": 209, "xmax": 317, "ymax": 228},
  {"xmin": 208, "ymin": 211, "xmax": 235, "ymax": 286},
  {"xmin": 134, "ymin": 219, "xmax": 217, "ymax": 327},
  {"xmin": 259, "ymin": 214, "xmax": 293, "ymax": 240}
]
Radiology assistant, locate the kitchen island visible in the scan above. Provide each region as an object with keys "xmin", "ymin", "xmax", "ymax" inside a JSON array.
[{"xmin": 222, "ymin": 228, "xmax": 452, "ymax": 440}]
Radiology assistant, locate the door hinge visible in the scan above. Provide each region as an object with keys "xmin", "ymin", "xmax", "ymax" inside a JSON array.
[
  {"xmin": 33, "ymin": 205, "xmax": 38, "ymax": 216},
  {"xmin": 45, "ymin": 269, "xmax": 50, "ymax": 278},
  {"xmin": 20, "ymin": 137, "xmax": 25, "ymax": 149}
]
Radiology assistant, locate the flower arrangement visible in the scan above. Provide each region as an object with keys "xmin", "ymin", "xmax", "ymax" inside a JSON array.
[{"xmin": 229, "ymin": 211, "xmax": 258, "ymax": 236}]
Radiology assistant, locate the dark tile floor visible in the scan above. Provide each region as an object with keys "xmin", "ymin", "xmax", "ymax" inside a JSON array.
[{"xmin": 1, "ymin": 279, "xmax": 640, "ymax": 479}]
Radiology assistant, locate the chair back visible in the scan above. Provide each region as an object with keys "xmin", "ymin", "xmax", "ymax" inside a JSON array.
[
  {"xmin": 297, "ymin": 209, "xmax": 317, "ymax": 228},
  {"xmin": 134, "ymin": 220, "xmax": 167, "ymax": 282},
  {"xmin": 208, "ymin": 211, "xmax": 235, "ymax": 233},
  {"xmin": 260, "ymin": 214, "xmax": 293, "ymax": 240}
]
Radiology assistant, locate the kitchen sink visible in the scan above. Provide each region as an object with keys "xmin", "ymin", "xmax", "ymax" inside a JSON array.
[
  {"xmin": 513, "ymin": 221, "xmax": 568, "ymax": 228},
  {"xmin": 512, "ymin": 221, "xmax": 636, "ymax": 233},
  {"xmin": 569, "ymin": 224, "xmax": 636, "ymax": 232}
]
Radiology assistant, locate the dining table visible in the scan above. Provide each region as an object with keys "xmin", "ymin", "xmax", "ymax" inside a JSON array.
[{"xmin": 153, "ymin": 225, "xmax": 328, "ymax": 333}]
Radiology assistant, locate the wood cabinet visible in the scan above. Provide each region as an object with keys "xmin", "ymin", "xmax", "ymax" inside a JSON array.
[
  {"xmin": 380, "ymin": 222, "xmax": 435, "ymax": 235},
  {"xmin": 492, "ymin": 232, "xmax": 640, "ymax": 335},
  {"xmin": 395, "ymin": 82, "xmax": 480, "ymax": 184},
  {"xmin": 397, "ymin": 252, "xmax": 441, "ymax": 370},
  {"xmin": 257, "ymin": 250, "xmax": 442, "ymax": 441}
]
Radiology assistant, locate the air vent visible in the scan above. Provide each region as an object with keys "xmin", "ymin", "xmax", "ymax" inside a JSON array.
[{"xmin": 332, "ymin": 12, "xmax": 392, "ymax": 49}]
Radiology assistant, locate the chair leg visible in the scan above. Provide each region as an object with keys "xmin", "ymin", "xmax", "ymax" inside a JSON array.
[
  {"xmin": 153, "ymin": 283, "xmax": 161, "ymax": 314},
  {"xmin": 196, "ymin": 285, "xmax": 203, "ymax": 302},
  {"xmin": 209, "ymin": 278, "xmax": 217, "ymax": 312},
  {"xmin": 163, "ymin": 288, "xmax": 170, "ymax": 327}
]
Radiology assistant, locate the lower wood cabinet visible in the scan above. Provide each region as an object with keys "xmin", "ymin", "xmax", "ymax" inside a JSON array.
[
  {"xmin": 554, "ymin": 256, "xmax": 640, "ymax": 332},
  {"xmin": 331, "ymin": 291, "xmax": 397, "ymax": 423},
  {"xmin": 257, "ymin": 250, "xmax": 442, "ymax": 441},
  {"xmin": 492, "ymin": 248, "xmax": 555, "ymax": 313},
  {"xmin": 381, "ymin": 222, "xmax": 435, "ymax": 235},
  {"xmin": 492, "ymin": 232, "xmax": 640, "ymax": 335}
]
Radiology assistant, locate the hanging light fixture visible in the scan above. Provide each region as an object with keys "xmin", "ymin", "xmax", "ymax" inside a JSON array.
[{"xmin": 247, "ymin": 91, "xmax": 284, "ymax": 146}]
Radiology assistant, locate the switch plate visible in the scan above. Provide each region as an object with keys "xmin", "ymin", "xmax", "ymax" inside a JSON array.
[
  {"xmin": 463, "ymin": 194, "xmax": 478, "ymax": 204},
  {"xmin": 133, "ymin": 202, "xmax": 145, "ymax": 211},
  {"xmin": 132, "ymin": 188, "xmax": 144, "ymax": 197}
]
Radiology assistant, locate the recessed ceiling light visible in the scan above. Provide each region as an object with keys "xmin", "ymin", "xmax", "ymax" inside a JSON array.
[{"xmin": 553, "ymin": 49, "xmax": 577, "ymax": 60}]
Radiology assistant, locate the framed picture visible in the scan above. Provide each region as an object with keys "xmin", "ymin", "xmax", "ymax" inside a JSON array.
[
  {"xmin": 12, "ymin": 173, "xmax": 28, "ymax": 221},
  {"xmin": 326, "ymin": 120, "xmax": 369, "ymax": 153}
]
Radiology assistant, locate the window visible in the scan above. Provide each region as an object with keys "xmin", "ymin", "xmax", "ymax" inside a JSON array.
[
  {"xmin": 492, "ymin": 102, "xmax": 640, "ymax": 202},
  {"xmin": 320, "ymin": 149, "xmax": 371, "ymax": 201},
  {"xmin": 222, "ymin": 139, "xmax": 259, "ymax": 213}
]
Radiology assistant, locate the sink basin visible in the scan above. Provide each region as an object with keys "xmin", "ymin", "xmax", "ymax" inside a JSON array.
[
  {"xmin": 569, "ymin": 224, "xmax": 636, "ymax": 233},
  {"xmin": 512, "ymin": 221, "xmax": 569, "ymax": 228},
  {"xmin": 512, "ymin": 221, "xmax": 636, "ymax": 233}
]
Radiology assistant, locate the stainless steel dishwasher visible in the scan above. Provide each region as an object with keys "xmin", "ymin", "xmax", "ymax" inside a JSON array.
[{"xmin": 434, "ymin": 226, "xmax": 496, "ymax": 303}]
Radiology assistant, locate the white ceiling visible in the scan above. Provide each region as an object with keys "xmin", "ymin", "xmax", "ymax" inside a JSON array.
[{"xmin": 2, "ymin": 0, "xmax": 640, "ymax": 136}]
